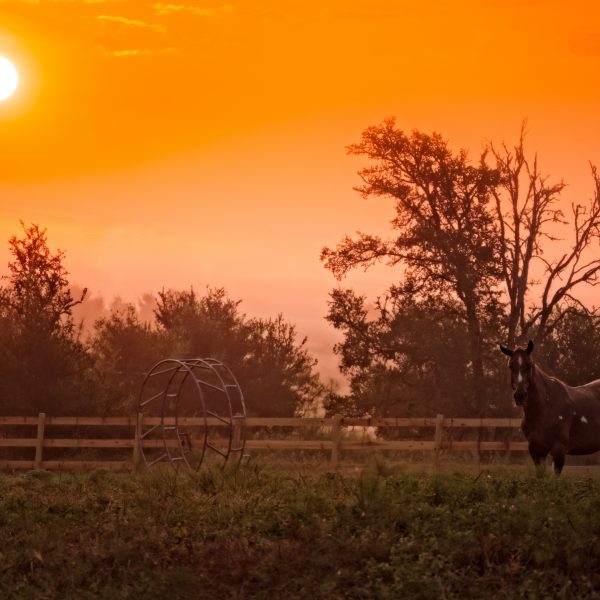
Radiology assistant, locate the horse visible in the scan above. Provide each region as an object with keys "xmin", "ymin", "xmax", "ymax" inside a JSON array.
[{"xmin": 499, "ymin": 340, "xmax": 600, "ymax": 475}]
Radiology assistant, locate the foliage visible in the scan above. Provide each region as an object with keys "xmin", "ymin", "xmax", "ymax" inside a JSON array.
[
  {"xmin": 324, "ymin": 286, "xmax": 508, "ymax": 417},
  {"xmin": 242, "ymin": 315, "xmax": 322, "ymax": 416},
  {"xmin": 0, "ymin": 226, "xmax": 323, "ymax": 418},
  {"xmin": 87, "ymin": 305, "xmax": 167, "ymax": 415},
  {"xmin": 321, "ymin": 120, "xmax": 504, "ymax": 413},
  {"xmin": 541, "ymin": 309, "xmax": 600, "ymax": 386},
  {"xmin": 322, "ymin": 120, "xmax": 600, "ymax": 418},
  {"xmin": 0, "ymin": 223, "xmax": 90, "ymax": 415},
  {"xmin": 153, "ymin": 288, "xmax": 323, "ymax": 416},
  {"xmin": 3, "ymin": 468, "xmax": 600, "ymax": 598},
  {"xmin": 325, "ymin": 290, "xmax": 470, "ymax": 416},
  {"xmin": 155, "ymin": 287, "xmax": 247, "ymax": 362}
]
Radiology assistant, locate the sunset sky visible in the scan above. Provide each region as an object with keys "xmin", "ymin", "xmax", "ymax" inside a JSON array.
[{"xmin": 0, "ymin": 0, "xmax": 599, "ymax": 380}]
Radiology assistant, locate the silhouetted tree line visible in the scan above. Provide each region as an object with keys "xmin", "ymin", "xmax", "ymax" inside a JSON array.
[
  {"xmin": 322, "ymin": 120, "xmax": 600, "ymax": 418},
  {"xmin": 3, "ymin": 120, "xmax": 600, "ymax": 422},
  {"xmin": 0, "ymin": 223, "xmax": 323, "ymax": 417}
]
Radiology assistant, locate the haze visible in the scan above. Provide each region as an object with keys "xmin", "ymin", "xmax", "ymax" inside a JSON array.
[{"xmin": 1, "ymin": 0, "xmax": 599, "ymax": 381}]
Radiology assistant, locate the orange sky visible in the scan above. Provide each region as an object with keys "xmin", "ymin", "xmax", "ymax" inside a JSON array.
[{"xmin": 0, "ymin": 1, "xmax": 599, "ymax": 381}]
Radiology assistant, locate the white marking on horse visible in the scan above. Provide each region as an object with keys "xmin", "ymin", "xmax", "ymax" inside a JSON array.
[
  {"xmin": 559, "ymin": 415, "xmax": 563, "ymax": 420},
  {"xmin": 581, "ymin": 416, "xmax": 588, "ymax": 424},
  {"xmin": 518, "ymin": 356, "xmax": 522, "ymax": 366},
  {"xmin": 518, "ymin": 372, "xmax": 523, "ymax": 383}
]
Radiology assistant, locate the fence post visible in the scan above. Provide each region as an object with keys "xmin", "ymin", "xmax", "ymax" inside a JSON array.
[
  {"xmin": 232, "ymin": 413, "xmax": 243, "ymax": 450},
  {"xmin": 330, "ymin": 414, "xmax": 342, "ymax": 470},
  {"xmin": 133, "ymin": 412, "xmax": 144, "ymax": 469},
  {"xmin": 477, "ymin": 418, "xmax": 483, "ymax": 471},
  {"xmin": 34, "ymin": 412, "xmax": 46, "ymax": 470},
  {"xmin": 434, "ymin": 414, "xmax": 444, "ymax": 469}
]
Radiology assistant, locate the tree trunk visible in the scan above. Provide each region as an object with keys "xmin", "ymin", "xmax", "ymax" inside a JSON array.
[{"xmin": 465, "ymin": 299, "xmax": 486, "ymax": 416}]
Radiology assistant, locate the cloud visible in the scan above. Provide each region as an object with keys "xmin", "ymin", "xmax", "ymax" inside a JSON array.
[
  {"xmin": 0, "ymin": 0, "xmax": 126, "ymax": 3},
  {"xmin": 97, "ymin": 14, "xmax": 166, "ymax": 33},
  {"xmin": 100, "ymin": 46, "xmax": 176, "ymax": 57},
  {"xmin": 96, "ymin": 9, "xmax": 179, "ymax": 56},
  {"xmin": 153, "ymin": 3, "xmax": 233, "ymax": 17}
]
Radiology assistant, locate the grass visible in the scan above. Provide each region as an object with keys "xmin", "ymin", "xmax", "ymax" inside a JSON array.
[{"xmin": 2, "ymin": 460, "xmax": 600, "ymax": 599}]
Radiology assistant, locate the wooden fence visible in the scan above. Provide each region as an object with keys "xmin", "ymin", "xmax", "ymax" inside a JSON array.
[{"xmin": 0, "ymin": 413, "xmax": 528, "ymax": 471}]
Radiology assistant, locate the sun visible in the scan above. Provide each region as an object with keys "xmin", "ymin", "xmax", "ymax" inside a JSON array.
[{"xmin": 0, "ymin": 56, "xmax": 19, "ymax": 101}]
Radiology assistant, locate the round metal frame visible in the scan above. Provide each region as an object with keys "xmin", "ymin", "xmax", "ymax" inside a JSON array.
[{"xmin": 137, "ymin": 358, "xmax": 247, "ymax": 470}]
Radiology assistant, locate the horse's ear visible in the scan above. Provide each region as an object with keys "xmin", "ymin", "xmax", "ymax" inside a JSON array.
[
  {"xmin": 499, "ymin": 344, "xmax": 513, "ymax": 357},
  {"xmin": 526, "ymin": 340, "xmax": 534, "ymax": 354}
]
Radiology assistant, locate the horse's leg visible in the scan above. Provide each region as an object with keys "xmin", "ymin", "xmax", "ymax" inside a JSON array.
[
  {"xmin": 534, "ymin": 458, "xmax": 547, "ymax": 479},
  {"xmin": 529, "ymin": 441, "xmax": 548, "ymax": 478},
  {"xmin": 551, "ymin": 444, "xmax": 567, "ymax": 476}
]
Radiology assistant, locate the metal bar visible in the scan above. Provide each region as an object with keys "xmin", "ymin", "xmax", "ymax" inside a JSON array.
[
  {"xmin": 147, "ymin": 365, "xmax": 184, "ymax": 378},
  {"xmin": 140, "ymin": 390, "xmax": 164, "ymax": 407},
  {"xmin": 206, "ymin": 441, "xmax": 228, "ymax": 457},
  {"xmin": 148, "ymin": 452, "xmax": 168, "ymax": 466},
  {"xmin": 205, "ymin": 410, "xmax": 230, "ymax": 425},
  {"xmin": 193, "ymin": 378, "xmax": 226, "ymax": 393},
  {"xmin": 140, "ymin": 424, "xmax": 161, "ymax": 439}
]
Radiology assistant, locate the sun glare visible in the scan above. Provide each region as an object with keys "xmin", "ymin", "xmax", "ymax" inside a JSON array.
[{"xmin": 0, "ymin": 56, "xmax": 18, "ymax": 101}]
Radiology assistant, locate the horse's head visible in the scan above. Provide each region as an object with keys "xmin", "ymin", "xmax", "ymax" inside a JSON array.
[{"xmin": 499, "ymin": 340, "xmax": 534, "ymax": 407}]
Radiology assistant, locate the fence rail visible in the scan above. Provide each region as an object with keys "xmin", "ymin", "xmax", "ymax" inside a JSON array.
[{"xmin": 0, "ymin": 413, "xmax": 527, "ymax": 470}]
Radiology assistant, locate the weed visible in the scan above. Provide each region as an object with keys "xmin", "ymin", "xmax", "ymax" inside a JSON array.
[{"xmin": 2, "ymin": 468, "xmax": 600, "ymax": 597}]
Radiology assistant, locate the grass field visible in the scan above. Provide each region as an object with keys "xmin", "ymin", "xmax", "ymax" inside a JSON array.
[{"xmin": 2, "ymin": 460, "xmax": 600, "ymax": 599}]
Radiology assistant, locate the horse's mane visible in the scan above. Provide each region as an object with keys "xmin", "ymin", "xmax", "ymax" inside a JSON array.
[{"xmin": 534, "ymin": 362, "xmax": 569, "ymax": 389}]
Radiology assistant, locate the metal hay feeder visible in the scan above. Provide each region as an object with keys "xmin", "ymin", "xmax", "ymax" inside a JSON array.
[{"xmin": 137, "ymin": 358, "xmax": 247, "ymax": 470}]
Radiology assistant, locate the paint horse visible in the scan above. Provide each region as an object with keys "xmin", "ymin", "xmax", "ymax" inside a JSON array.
[{"xmin": 500, "ymin": 340, "xmax": 600, "ymax": 475}]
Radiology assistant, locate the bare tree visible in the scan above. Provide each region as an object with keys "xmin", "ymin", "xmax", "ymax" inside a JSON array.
[
  {"xmin": 489, "ymin": 126, "xmax": 600, "ymax": 346},
  {"xmin": 323, "ymin": 119, "xmax": 600, "ymax": 417}
]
